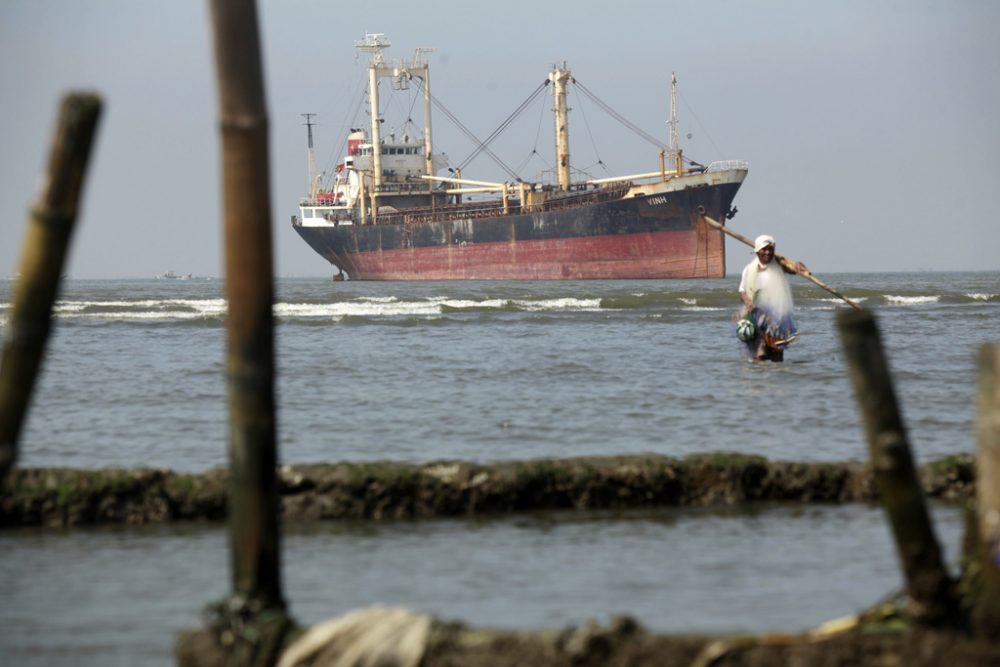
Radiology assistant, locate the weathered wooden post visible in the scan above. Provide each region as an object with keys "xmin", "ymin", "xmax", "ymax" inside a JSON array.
[
  {"xmin": 975, "ymin": 344, "xmax": 1000, "ymax": 637},
  {"xmin": 837, "ymin": 309, "xmax": 961, "ymax": 626},
  {"xmin": 195, "ymin": 0, "xmax": 290, "ymax": 663},
  {"xmin": 0, "ymin": 94, "xmax": 101, "ymax": 487}
]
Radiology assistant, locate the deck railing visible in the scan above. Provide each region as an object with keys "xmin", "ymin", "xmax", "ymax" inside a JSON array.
[{"xmin": 371, "ymin": 184, "xmax": 630, "ymax": 226}]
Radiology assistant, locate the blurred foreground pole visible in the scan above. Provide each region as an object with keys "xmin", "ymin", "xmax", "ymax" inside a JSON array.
[
  {"xmin": 837, "ymin": 309, "xmax": 961, "ymax": 626},
  {"xmin": 209, "ymin": 0, "xmax": 284, "ymax": 618},
  {"xmin": 975, "ymin": 344, "xmax": 1000, "ymax": 637},
  {"xmin": 0, "ymin": 94, "xmax": 101, "ymax": 486}
]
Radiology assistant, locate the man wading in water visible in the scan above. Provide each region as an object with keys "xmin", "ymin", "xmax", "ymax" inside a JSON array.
[{"xmin": 738, "ymin": 235, "xmax": 806, "ymax": 362}]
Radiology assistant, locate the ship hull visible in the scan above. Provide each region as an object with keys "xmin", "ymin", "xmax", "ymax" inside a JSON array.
[{"xmin": 294, "ymin": 173, "xmax": 742, "ymax": 280}]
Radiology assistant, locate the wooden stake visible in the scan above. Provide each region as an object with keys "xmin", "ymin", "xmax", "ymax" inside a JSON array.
[
  {"xmin": 0, "ymin": 94, "xmax": 101, "ymax": 486},
  {"xmin": 208, "ymin": 0, "xmax": 284, "ymax": 613},
  {"xmin": 837, "ymin": 309, "xmax": 961, "ymax": 626},
  {"xmin": 975, "ymin": 344, "xmax": 1000, "ymax": 637}
]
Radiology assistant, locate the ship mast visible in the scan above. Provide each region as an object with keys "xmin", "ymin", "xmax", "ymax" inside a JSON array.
[
  {"xmin": 668, "ymin": 72, "xmax": 682, "ymax": 175},
  {"xmin": 302, "ymin": 112, "xmax": 318, "ymax": 199},
  {"xmin": 355, "ymin": 34, "xmax": 436, "ymax": 203},
  {"xmin": 549, "ymin": 65, "xmax": 572, "ymax": 190},
  {"xmin": 357, "ymin": 34, "xmax": 389, "ymax": 195},
  {"xmin": 413, "ymin": 47, "xmax": 435, "ymax": 177}
]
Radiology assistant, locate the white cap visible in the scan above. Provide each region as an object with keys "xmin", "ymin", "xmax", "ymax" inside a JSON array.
[{"xmin": 754, "ymin": 235, "xmax": 775, "ymax": 253}]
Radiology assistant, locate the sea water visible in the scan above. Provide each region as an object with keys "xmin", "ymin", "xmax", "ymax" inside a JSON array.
[
  {"xmin": 4, "ymin": 271, "xmax": 997, "ymax": 470},
  {"xmin": 0, "ymin": 272, "xmax": 996, "ymax": 664}
]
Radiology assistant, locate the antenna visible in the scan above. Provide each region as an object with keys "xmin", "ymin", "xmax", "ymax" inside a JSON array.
[
  {"xmin": 668, "ymin": 74, "xmax": 678, "ymax": 155},
  {"xmin": 302, "ymin": 113, "xmax": 317, "ymax": 148},
  {"xmin": 355, "ymin": 33, "xmax": 391, "ymax": 64},
  {"xmin": 412, "ymin": 47, "xmax": 435, "ymax": 66},
  {"xmin": 302, "ymin": 113, "xmax": 318, "ymax": 198}
]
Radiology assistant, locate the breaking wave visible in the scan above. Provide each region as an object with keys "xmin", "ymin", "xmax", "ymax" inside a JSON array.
[
  {"xmin": 884, "ymin": 295, "xmax": 940, "ymax": 305},
  {"xmin": 0, "ymin": 274, "xmax": 995, "ymax": 329},
  {"xmin": 9, "ymin": 295, "xmax": 607, "ymax": 325},
  {"xmin": 52, "ymin": 298, "xmax": 227, "ymax": 321}
]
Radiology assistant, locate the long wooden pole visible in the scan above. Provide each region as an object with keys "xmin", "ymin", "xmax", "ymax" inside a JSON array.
[
  {"xmin": 975, "ymin": 344, "xmax": 1000, "ymax": 637},
  {"xmin": 702, "ymin": 215, "xmax": 863, "ymax": 311},
  {"xmin": 208, "ymin": 0, "xmax": 284, "ymax": 613},
  {"xmin": 837, "ymin": 309, "xmax": 961, "ymax": 626},
  {"xmin": 0, "ymin": 94, "xmax": 101, "ymax": 486}
]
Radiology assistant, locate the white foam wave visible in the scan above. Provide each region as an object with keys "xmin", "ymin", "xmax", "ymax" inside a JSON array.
[
  {"xmin": 514, "ymin": 297, "xmax": 602, "ymax": 312},
  {"xmin": 73, "ymin": 310, "xmax": 223, "ymax": 321},
  {"xmin": 33, "ymin": 295, "xmax": 608, "ymax": 322},
  {"xmin": 55, "ymin": 298, "xmax": 226, "ymax": 311},
  {"xmin": 967, "ymin": 293, "xmax": 996, "ymax": 301},
  {"xmin": 274, "ymin": 296, "xmax": 603, "ymax": 319},
  {"xmin": 275, "ymin": 299, "xmax": 443, "ymax": 318},
  {"xmin": 679, "ymin": 298, "xmax": 697, "ymax": 305},
  {"xmin": 280, "ymin": 296, "xmax": 602, "ymax": 318},
  {"xmin": 51, "ymin": 298, "xmax": 228, "ymax": 320},
  {"xmin": 434, "ymin": 297, "xmax": 508, "ymax": 310},
  {"xmin": 817, "ymin": 297, "xmax": 868, "ymax": 304},
  {"xmin": 885, "ymin": 295, "xmax": 939, "ymax": 305}
]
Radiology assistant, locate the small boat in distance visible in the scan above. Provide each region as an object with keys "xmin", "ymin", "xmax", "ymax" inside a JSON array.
[
  {"xmin": 155, "ymin": 271, "xmax": 193, "ymax": 280},
  {"xmin": 292, "ymin": 34, "xmax": 747, "ymax": 280}
]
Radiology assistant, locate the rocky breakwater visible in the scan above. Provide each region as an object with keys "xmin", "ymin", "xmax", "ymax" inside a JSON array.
[{"xmin": 0, "ymin": 453, "xmax": 975, "ymax": 528}]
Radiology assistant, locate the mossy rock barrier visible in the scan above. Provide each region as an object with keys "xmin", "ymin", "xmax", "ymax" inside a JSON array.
[{"xmin": 1, "ymin": 452, "xmax": 975, "ymax": 528}]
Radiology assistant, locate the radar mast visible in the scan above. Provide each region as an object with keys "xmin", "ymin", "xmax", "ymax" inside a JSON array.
[{"xmin": 354, "ymin": 33, "xmax": 436, "ymax": 203}]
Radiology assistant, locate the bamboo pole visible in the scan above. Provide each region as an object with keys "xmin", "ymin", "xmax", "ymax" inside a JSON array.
[
  {"xmin": 0, "ymin": 94, "xmax": 101, "ymax": 486},
  {"xmin": 837, "ymin": 309, "xmax": 961, "ymax": 626},
  {"xmin": 701, "ymin": 215, "xmax": 863, "ymax": 311},
  {"xmin": 974, "ymin": 344, "xmax": 1000, "ymax": 637},
  {"xmin": 208, "ymin": 0, "xmax": 284, "ymax": 616}
]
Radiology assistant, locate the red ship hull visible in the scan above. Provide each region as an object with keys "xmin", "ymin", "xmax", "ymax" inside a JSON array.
[{"xmin": 332, "ymin": 225, "xmax": 724, "ymax": 280}]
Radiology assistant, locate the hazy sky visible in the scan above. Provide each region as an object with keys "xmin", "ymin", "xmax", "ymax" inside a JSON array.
[{"xmin": 2, "ymin": 0, "xmax": 998, "ymax": 278}]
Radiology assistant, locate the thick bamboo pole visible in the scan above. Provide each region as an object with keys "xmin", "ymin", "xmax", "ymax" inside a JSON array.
[
  {"xmin": 837, "ymin": 309, "xmax": 960, "ymax": 625},
  {"xmin": 701, "ymin": 214, "xmax": 863, "ymax": 311},
  {"xmin": 207, "ymin": 0, "xmax": 284, "ymax": 613},
  {"xmin": 0, "ymin": 94, "xmax": 101, "ymax": 486},
  {"xmin": 975, "ymin": 344, "xmax": 1000, "ymax": 637}
]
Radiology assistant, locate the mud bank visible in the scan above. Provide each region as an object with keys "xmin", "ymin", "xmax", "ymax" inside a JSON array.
[
  {"xmin": 1, "ymin": 452, "xmax": 974, "ymax": 528},
  {"xmin": 417, "ymin": 622, "xmax": 1000, "ymax": 667},
  {"xmin": 417, "ymin": 620, "xmax": 1000, "ymax": 667},
  {"xmin": 176, "ymin": 610, "xmax": 1000, "ymax": 667}
]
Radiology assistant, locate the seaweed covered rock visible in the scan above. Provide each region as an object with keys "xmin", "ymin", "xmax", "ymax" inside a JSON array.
[{"xmin": 0, "ymin": 453, "xmax": 976, "ymax": 527}]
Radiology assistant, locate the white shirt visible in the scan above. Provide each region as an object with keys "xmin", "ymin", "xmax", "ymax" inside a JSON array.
[{"xmin": 738, "ymin": 259, "xmax": 775, "ymax": 297}]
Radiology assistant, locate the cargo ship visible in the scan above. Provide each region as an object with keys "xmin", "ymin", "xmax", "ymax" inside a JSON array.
[{"xmin": 291, "ymin": 34, "xmax": 748, "ymax": 280}]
